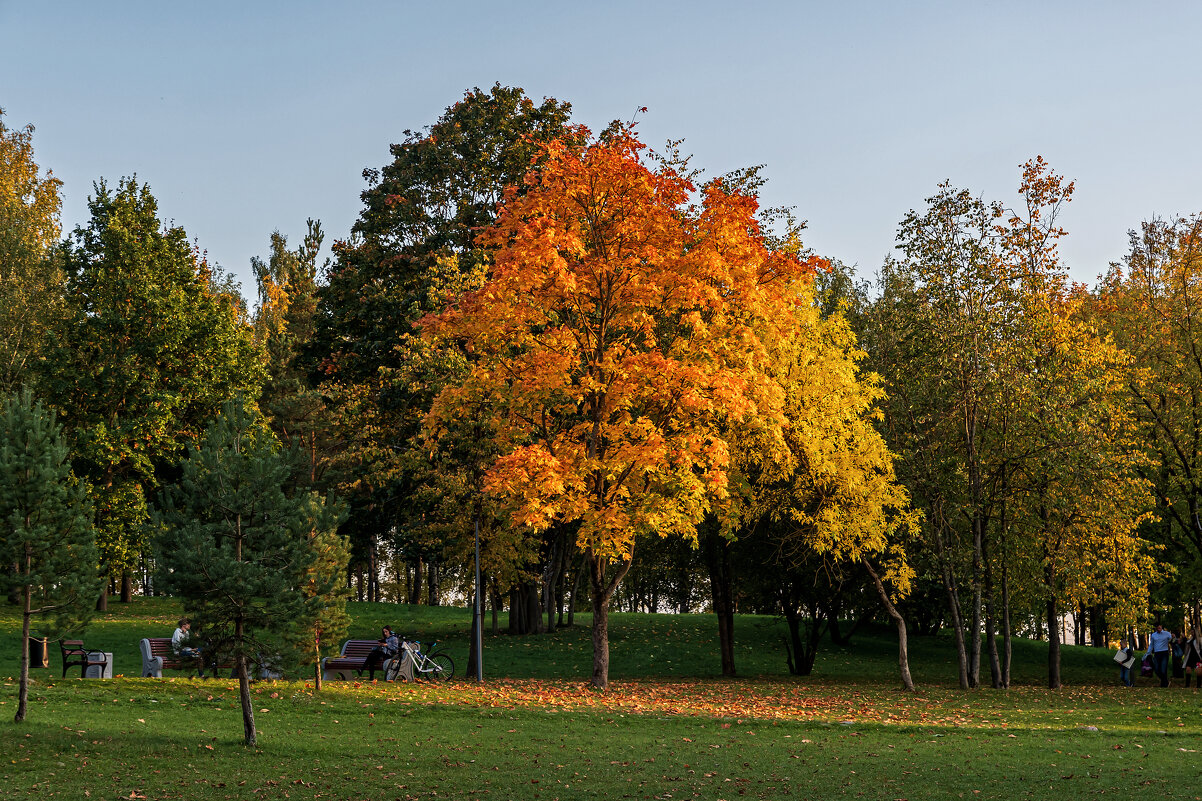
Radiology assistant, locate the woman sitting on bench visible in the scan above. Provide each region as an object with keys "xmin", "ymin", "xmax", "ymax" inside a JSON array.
[{"xmin": 361, "ymin": 625, "xmax": 399, "ymax": 680}]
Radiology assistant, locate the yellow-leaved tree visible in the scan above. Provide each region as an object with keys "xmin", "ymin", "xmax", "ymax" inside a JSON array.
[
  {"xmin": 721, "ymin": 277, "xmax": 919, "ymax": 688},
  {"xmin": 423, "ymin": 126, "xmax": 817, "ymax": 688}
]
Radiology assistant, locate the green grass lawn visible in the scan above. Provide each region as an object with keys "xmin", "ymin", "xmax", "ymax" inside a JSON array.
[{"xmin": 4, "ymin": 599, "xmax": 1199, "ymax": 800}]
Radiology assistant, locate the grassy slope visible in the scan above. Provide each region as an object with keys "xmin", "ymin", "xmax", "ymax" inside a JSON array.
[{"xmin": 3, "ymin": 599, "xmax": 1197, "ymax": 800}]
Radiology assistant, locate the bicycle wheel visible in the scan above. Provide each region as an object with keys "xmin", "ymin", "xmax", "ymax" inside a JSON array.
[{"xmin": 428, "ymin": 652, "xmax": 454, "ymax": 681}]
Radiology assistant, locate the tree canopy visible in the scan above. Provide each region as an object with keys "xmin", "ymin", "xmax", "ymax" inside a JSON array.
[
  {"xmin": 424, "ymin": 125, "xmax": 821, "ymax": 687},
  {"xmin": 0, "ymin": 110, "xmax": 64, "ymax": 394},
  {"xmin": 43, "ymin": 178, "xmax": 263, "ymax": 601}
]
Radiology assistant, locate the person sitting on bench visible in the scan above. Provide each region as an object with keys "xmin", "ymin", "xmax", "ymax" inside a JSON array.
[
  {"xmin": 172, "ymin": 618, "xmax": 205, "ymax": 678},
  {"xmin": 361, "ymin": 625, "xmax": 399, "ymax": 680}
]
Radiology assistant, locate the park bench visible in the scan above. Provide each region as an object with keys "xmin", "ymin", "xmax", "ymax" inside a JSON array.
[
  {"xmin": 321, "ymin": 639, "xmax": 400, "ymax": 681},
  {"xmin": 59, "ymin": 640, "xmax": 108, "ymax": 678},
  {"xmin": 139, "ymin": 637, "xmax": 231, "ymax": 678}
]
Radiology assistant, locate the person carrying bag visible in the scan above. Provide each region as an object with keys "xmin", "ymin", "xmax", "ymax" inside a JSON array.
[{"xmin": 1114, "ymin": 639, "xmax": 1137, "ymax": 687}]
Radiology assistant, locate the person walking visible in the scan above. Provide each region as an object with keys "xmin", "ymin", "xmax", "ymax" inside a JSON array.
[
  {"xmin": 1172, "ymin": 631, "xmax": 1186, "ymax": 680},
  {"xmin": 1184, "ymin": 630, "xmax": 1202, "ymax": 688},
  {"xmin": 1146, "ymin": 623, "xmax": 1174, "ymax": 687},
  {"xmin": 1116, "ymin": 638, "xmax": 1137, "ymax": 687}
]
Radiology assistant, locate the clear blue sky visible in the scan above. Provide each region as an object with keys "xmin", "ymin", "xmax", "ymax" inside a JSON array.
[{"xmin": 3, "ymin": 1, "xmax": 1199, "ymax": 301}]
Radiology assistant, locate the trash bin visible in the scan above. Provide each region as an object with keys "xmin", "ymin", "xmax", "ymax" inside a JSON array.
[
  {"xmin": 28, "ymin": 637, "xmax": 48, "ymax": 669},
  {"xmin": 84, "ymin": 652, "xmax": 113, "ymax": 679}
]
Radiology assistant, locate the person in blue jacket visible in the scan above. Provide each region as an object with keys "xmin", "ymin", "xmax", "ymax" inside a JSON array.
[{"xmin": 1146, "ymin": 623, "xmax": 1174, "ymax": 687}]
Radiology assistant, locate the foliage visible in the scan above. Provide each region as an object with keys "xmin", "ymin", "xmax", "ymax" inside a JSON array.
[
  {"xmin": 1094, "ymin": 214, "xmax": 1202, "ymax": 629},
  {"xmin": 1003, "ymin": 286, "xmax": 1155, "ymax": 653},
  {"xmin": 424, "ymin": 125, "xmax": 819, "ymax": 687},
  {"xmin": 0, "ymin": 109, "xmax": 64, "ymax": 394},
  {"xmin": 720, "ymin": 276, "xmax": 917, "ymax": 682},
  {"xmin": 868, "ymin": 159, "xmax": 1155, "ymax": 689},
  {"xmin": 154, "ymin": 400, "xmax": 346, "ymax": 745},
  {"xmin": 306, "ymin": 85, "xmax": 578, "ymax": 603},
  {"xmin": 44, "ymin": 178, "xmax": 264, "ymax": 590},
  {"xmin": 0, "ymin": 389, "xmax": 101, "ymax": 722},
  {"xmin": 868, "ymin": 180, "xmax": 1013, "ymax": 684},
  {"xmin": 746, "ymin": 289, "xmax": 916, "ymax": 576},
  {"xmin": 252, "ymin": 219, "xmax": 336, "ymax": 490}
]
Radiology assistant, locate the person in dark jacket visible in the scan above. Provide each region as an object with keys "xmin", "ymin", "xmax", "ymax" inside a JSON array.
[
  {"xmin": 361, "ymin": 626, "xmax": 400, "ymax": 680},
  {"xmin": 1117, "ymin": 638, "xmax": 1137, "ymax": 687},
  {"xmin": 1183, "ymin": 630, "xmax": 1202, "ymax": 688}
]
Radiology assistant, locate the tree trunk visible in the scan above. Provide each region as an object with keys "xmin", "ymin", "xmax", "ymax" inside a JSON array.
[
  {"xmin": 120, "ymin": 571, "xmax": 133, "ymax": 603},
  {"xmin": 590, "ymin": 586, "xmax": 611, "ymax": 688},
  {"xmin": 969, "ymin": 515, "xmax": 984, "ymax": 689},
  {"xmin": 826, "ymin": 598, "xmax": 847, "ymax": 646},
  {"xmin": 95, "ymin": 582, "xmax": 108, "ymax": 612},
  {"xmin": 367, "ymin": 538, "xmax": 379, "ymax": 603},
  {"xmin": 587, "ymin": 550, "xmax": 631, "ymax": 690},
  {"xmin": 235, "ymin": 615, "xmax": 257, "ymax": 746},
  {"xmin": 702, "ymin": 526, "xmax": 736, "ymax": 677},
  {"xmin": 238, "ymin": 656, "xmax": 256, "ymax": 746},
  {"xmin": 567, "ymin": 562, "xmax": 581, "ymax": 627},
  {"xmin": 313, "ymin": 623, "xmax": 324, "ymax": 692},
  {"xmin": 555, "ymin": 554, "xmax": 571, "ymax": 628},
  {"xmin": 936, "ymin": 545, "xmax": 970, "ymax": 688},
  {"xmin": 508, "ymin": 581, "xmax": 543, "ymax": 635},
  {"xmin": 782, "ymin": 605, "xmax": 819, "ymax": 676},
  {"xmin": 468, "ymin": 609, "xmax": 481, "ymax": 679},
  {"xmin": 408, "ymin": 559, "xmax": 423, "ymax": 605},
  {"xmin": 489, "ymin": 581, "xmax": 500, "ymax": 634},
  {"xmin": 1001, "ymin": 554, "xmax": 1012, "ymax": 688},
  {"xmin": 982, "ymin": 532, "xmax": 1001, "ymax": 688},
  {"xmin": 427, "ymin": 560, "xmax": 439, "ymax": 606},
  {"xmin": 929, "ymin": 516, "xmax": 970, "ymax": 688},
  {"xmin": 15, "ymin": 557, "xmax": 31, "ymax": 723},
  {"xmin": 1089, "ymin": 602, "xmax": 1107, "ymax": 647},
  {"xmin": 542, "ymin": 534, "xmax": 563, "ymax": 634},
  {"xmin": 526, "ymin": 581, "xmax": 542, "ymax": 633},
  {"xmin": 864, "ymin": 559, "xmax": 915, "ymax": 691},
  {"xmin": 1046, "ymin": 594, "xmax": 1062, "ymax": 689}
]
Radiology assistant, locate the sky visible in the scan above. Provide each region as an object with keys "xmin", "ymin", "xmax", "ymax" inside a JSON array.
[{"xmin": 3, "ymin": 1, "xmax": 1200, "ymax": 302}]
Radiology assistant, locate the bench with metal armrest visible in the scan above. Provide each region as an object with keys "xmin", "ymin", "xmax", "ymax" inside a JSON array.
[{"xmin": 59, "ymin": 640, "xmax": 108, "ymax": 678}]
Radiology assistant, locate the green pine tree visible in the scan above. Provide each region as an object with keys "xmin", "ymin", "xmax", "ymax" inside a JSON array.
[
  {"xmin": 0, "ymin": 389, "xmax": 101, "ymax": 723},
  {"xmin": 155, "ymin": 399, "xmax": 345, "ymax": 747}
]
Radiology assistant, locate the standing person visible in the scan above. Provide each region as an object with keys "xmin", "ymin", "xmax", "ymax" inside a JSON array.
[
  {"xmin": 1146, "ymin": 623, "xmax": 1174, "ymax": 687},
  {"xmin": 1172, "ymin": 631, "xmax": 1186, "ymax": 680},
  {"xmin": 1184, "ymin": 630, "xmax": 1202, "ymax": 688},
  {"xmin": 171, "ymin": 618, "xmax": 205, "ymax": 678},
  {"xmin": 1116, "ymin": 638, "xmax": 1137, "ymax": 687},
  {"xmin": 361, "ymin": 625, "xmax": 399, "ymax": 680}
]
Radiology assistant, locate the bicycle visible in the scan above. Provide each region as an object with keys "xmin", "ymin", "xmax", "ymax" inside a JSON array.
[{"xmin": 386, "ymin": 639, "xmax": 454, "ymax": 682}]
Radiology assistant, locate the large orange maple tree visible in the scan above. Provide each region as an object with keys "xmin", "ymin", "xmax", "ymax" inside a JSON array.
[{"xmin": 424, "ymin": 127, "xmax": 818, "ymax": 688}]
